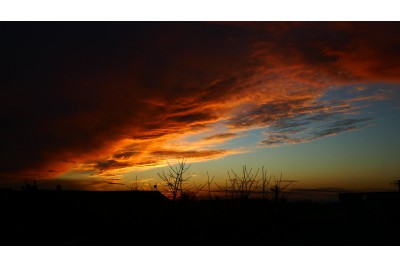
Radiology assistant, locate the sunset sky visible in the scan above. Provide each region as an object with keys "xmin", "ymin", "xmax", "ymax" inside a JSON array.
[{"xmin": 1, "ymin": 22, "xmax": 400, "ymax": 192}]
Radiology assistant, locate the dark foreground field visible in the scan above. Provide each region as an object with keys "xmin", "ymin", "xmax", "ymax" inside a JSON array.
[{"xmin": 1, "ymin": 189, "xmax": 400, "ymax": 245}]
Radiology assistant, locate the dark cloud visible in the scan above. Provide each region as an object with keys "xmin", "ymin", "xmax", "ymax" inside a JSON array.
[
  {"xmin": 112, "ymin": 151, "xmax": 139, "ymax": 160},
  {"xmin": 95, "ymin": 160, "xmax": 130, "ymax": 171},
  {"xmin": 170, "ymin": 112, "xmax": 217, "ymax": 124},
  {"xmin": 261, "ymin": 134, "xmax": 290, "ymax": 146},
  {"xmin": 107, "ymin": 182, "xmax": 125, "ymax": 185},
  {"xmin": 261, "ymin": 112, "xmax": 372, "ymax": 147},
  {"xmin": 312, "ymin": 118, "xmax": 371, "ymax": 138},
  {"xmin": 0, "ymin": 22, "xmax": 398, "ymax": 179}
]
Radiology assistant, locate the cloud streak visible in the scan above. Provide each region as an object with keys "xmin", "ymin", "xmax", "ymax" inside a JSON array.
[
  {"xmin": 203, "ymin": 133, "xmax": 238, "ymax": 141},
  {"xmin": 255, "ymin": 95, "xmax": 376, "ymax": 146}
]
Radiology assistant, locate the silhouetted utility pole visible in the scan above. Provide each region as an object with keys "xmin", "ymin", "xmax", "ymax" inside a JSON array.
[
  {"xmin": 260, "ymin": 166, "xmax": 270, "ymax": 200},
  {"xmin": 206, "ymin": 172, "xmax": 215, "ymax": 200}
]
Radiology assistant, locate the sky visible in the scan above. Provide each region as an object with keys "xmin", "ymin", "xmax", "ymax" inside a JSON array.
[{"xmin": 1, "ymin": 22, "xmax": 400, "ymax": 193}]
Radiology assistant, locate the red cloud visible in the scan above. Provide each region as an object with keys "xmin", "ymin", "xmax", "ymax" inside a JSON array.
[{"xmin": 0, "ymin": 22, "xmax": 398, "ymax": 180}]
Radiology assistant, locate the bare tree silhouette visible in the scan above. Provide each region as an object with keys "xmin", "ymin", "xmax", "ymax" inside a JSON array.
[
  {"xmin": 156, "ymin": 161, "xmax": 298, "ymax": 201},
  {"xmin": 127, "ymin": 175, "xmax": 140, "ymax": 191},
  {"xmin": 227, "ymin": 165, "xmax": 260, "ymax": 199},
  {"xmin": 157, "ymin": 159, "xmax": 193, "ymax": 202},
  {"xmin": 270, "ymin": 173, "xmax": 297, "ymax": 202},
  {"xmin": 214, "ymin": 178, "xmax": 229, "ymax": 199},
  {"xmin": 212, "ymin": 166, "xmax": 298, "ymax": 201},
  {"xmin": 180, "ymin": 181, "xmax": 206, "ymax": 200}
]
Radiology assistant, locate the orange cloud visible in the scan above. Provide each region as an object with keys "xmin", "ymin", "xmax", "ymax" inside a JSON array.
[{"xmin": 1, "ymin": 22, "xmax": 398, "ymax": 180}]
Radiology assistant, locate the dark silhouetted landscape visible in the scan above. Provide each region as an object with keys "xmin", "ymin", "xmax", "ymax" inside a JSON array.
[{"xmin": 1, "ymin": 185, "xmax": 400, "ymax": 245}]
